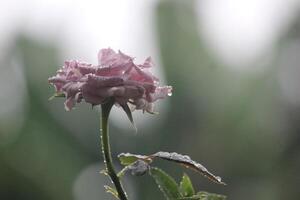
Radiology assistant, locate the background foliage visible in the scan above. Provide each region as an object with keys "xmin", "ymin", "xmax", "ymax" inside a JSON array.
[{"xmin": 1, "ymin": 0, "xmax": 300, "ymax": 199}]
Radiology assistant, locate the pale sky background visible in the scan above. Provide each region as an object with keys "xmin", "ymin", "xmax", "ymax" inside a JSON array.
[
  {"xmin": 197, "ymin": 0, "xmax": 300, "ymax": 70},
  {"xmin": 1, "ymin": 0, "xmax": 299, "ymax": 69}
]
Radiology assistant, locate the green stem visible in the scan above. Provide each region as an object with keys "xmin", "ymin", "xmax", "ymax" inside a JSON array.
[{"xmin": 101, "ymin": 101, "xmax": 128, "ymax": 200}]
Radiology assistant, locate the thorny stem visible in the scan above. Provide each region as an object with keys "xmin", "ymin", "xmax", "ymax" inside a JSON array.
[{"xmin": 101, "ymin": 100, "xmax": 128, "ymax": 200}]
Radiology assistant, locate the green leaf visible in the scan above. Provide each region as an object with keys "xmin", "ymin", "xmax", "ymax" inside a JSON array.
[
  {"xmin": 179, "ymin": 192, "xmax": 226, "ymax": 200},
  {"xmin": 149, "ymin": 167, "xmax": 182, "ymax": 200},
  {"xmin": 196, "ymin": 192, "xmax": 226, "ymax": 200},
  {"xmin": 127, "ymin": 160, "xmax": 149, "ymax": 176},
  {"xmin": 152, "ymin": 152, "xmax": 226, "ymax": 185},
  {"xmin": 118, "ymin": 153, "xmax": 153, "ymax": 166},
  {"xmin": 117, "ymin": 166, "xmax": 130, "ymax": 178},
  {"xmin": 180, "ymin": 173, "xmax": 195, "ymax": 197},
  {"xmin": 48, "ymin": 92, "xmax": 65, "ymax": 100},
  {"xmin": 178, "ymin": 196, "xmax": 202, "ymax": 200},
  {"xmin": 118, "ymin": 160, "xmax": 150, "ymax": 178},
  {"xmin": 104, "ymin": 185, "xmax": 119, "ymax": 199},
  {"xmin": 121, "ymin": 103, "xmax": 137, "ymax": 132},
  {"xmin": 178, "ymin": 191, "xmax": 226, "ymax": 200},
  {"xmin": 118, "ymin": 151, "xmax": 226, "ymax": 185}
]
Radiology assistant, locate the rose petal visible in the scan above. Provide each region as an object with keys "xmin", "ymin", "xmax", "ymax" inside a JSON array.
[
  {"xmin": 49, "ymin": 48, "xmax": 172, "ymax": 111},
  {"xmin": 64, "ymin": 97, "xmax": 75, "ymax": 111},
  {"xmin": 86, "ymin": 74, "xmax": 125, "ymax": 87},
  {"xmin": 138, "ymin": 56, "xmax": 153, "ymax": 68},
  {"xmin": 147, "ymin": 86, "xmax": 172, "ymax": 102}
]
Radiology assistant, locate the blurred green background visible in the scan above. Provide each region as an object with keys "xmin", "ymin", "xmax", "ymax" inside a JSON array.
[{"xmin": 1, "ymin": 0, "xmax": 300, "ymax": 199}]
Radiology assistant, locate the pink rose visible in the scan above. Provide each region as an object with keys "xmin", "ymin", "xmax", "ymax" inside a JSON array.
[{"xmin": 48, "ymin": 48, "xmax": 172, "ymax": 112}]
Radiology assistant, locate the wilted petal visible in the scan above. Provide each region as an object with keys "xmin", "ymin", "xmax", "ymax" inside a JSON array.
[
  {"xmin": 49, "ymin": 48, "xmax": 172, "ymax": 112},
  {"xmin": 133, "ymin": 98, "xmax": 147, "ymax": 110},
  {"xmin": 147, "ymin": 86, "xmax": 172, "ymax": 102},
  {"xmin": 120, "ymin": 86, "xmax": 144, "ymax": 99},
  {"xmin": 124, "ymin": 80, "xmax": 156, "ymax": 93},
  {"xmin": 75, "ymin": 92, "xmax": 83, "ymax": 103},
  {"xmin": 86, "ymin": 74, "xmax": 124, "ymax": 87},
  {"xmin": 97, "ymin": 48, "xmax": 135, "ymax": 76},
  {"xmin": 62, "ymin": 82, "xmax": 83, "ymax": 97},
  {"xmin": 82, "ymin": 90, "xmax": 105, "ymax": 105},
  {"xmin": 48, "ymin": 77, "xmax": 67, "ymax": 92},
  {"xmin": 139, "ymin": 57, "xmax": 153, "ymax": 68},
  {"xmin": 127, "ymin": 65, "xmax": 158, "ymax": 84},
  {"xmin": 98, "ymin": 48, "xmax": 132, "ymax": 67},
  {"xmin": 78, "ymin": 64, "xmax": 95, "ymax": 75},
  {"xmin": 95, "ymin": 65, "xmax": 127, "ymax": 76},
  {"xmin": 98, "ymin": 48, "xmax": 118, "ymax": 66},
  {"xmin": 48, "ymin": 76, "xmax": 68, "ymax": 84},
  {"xmin": 64, "ymin": 97, "xmax": 75, "ymax": 111},
  {"xmin": 144, "ymin": 102, "xmax": 154, "ymax": 113}
]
